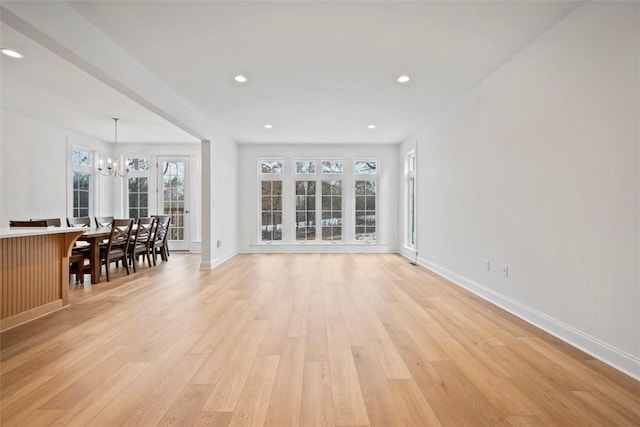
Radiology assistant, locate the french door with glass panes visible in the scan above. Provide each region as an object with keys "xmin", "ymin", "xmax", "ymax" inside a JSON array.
[{"xmin": 158, "ymin": 157, "xmax": 190, "ymax": 251}]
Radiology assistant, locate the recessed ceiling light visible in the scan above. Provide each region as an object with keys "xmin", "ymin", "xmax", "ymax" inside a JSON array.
[
  {"xmin": 264, "ymin": 124, "xmax": 273, "ymax": 129},
  {"xmin": 234, "ymin": 74, "xmax": 247, "ymax": 83},
  {"xmin": 367, "ymin": 124, "xmax": 376, "ymax": 129},
  {"xmin": 1, "ymin": 48, "xmax": 23, "ymax": 59},
  {"xmin": 397, "ymin": 75, "xmax": 410, "ymax": 83}
]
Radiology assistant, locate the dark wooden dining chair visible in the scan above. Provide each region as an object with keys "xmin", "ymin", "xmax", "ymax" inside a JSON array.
[
  {"xmin": 95, "ymin": 216, "xmax": 114, "ymax": 228},
  {"xmin": 31, "ymin": 218, "xmax": 62, "ymax": 227},
  {"xmin": 151, "ymin": 215, "xmax": 171, "ymax": 265},
  {"xmin": 65, "ymin": 217, "xmax": 92, "ymax": 255},
  {"xmin": 9, "ymin": 219, "xmax": 48, "ymax": 227},
  {"xmin": 100, "ymin": 219, "xmax": 134, "ymax": 282},
  {"xmin": 66, "ymin": 216, "xmax": 92, "ymax": 260},
  {"xmin": 69, "ymin": 252, "xmax": 87, "ymax": 285},
  {"xmin": 128, "ymin": 217, "xmax": 155, "ymax": 272},
  {"xmin": 67, "ymin": 217, "xmax": 91, "ymax": 227}
]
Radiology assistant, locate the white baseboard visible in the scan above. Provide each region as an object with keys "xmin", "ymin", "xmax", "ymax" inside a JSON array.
[
  {"xmin": 246, "ymin": 243, "xmax": 396, "ymax": 254},
  {"xmin": 199, "ymin": 250, "xmax": 239, "ymax": 270},
  {"xmin": 405, "ymin": 254, "xmax": 640, "ymax": 381}
]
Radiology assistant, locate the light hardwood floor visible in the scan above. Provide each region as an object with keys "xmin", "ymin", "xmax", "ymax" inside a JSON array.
[{"xmin": 1, "ymin": 253, "xmax": 638, "ymax": 426}]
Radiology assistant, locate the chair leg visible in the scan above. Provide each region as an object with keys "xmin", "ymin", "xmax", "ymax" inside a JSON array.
[
  {"xmin": 145, "ymin": 250, "xmax": 152, "ymax": 267},
  {"xmin": 105, "ymin": 259, "xmax": 110, "ymax": 282},
  {"xmin": 123, "ymin": 256, "xmax": 131, "ymax": 275},
  {"xmin": 131, "ymin": 253, "xmax": 137, "ymax": 273}
]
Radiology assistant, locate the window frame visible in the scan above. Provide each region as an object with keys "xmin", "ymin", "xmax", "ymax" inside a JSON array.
[
  {"xmin": 320, "ymin": 178, "xmax": 344, "ymax": 243},
  {"xmin": 69, "ymin": 144, "xmax": 96, "ymax": 218},
  {"xmin": 353, "ymin": 159, "xmax": 379, "ymax": 243},
  {"xmin": 318, "ymin": 159, "xmax": 344, "ymax": 243},
  {"xmin": 258, "ymin": 158, "xmax": 286, "ymax": 242},
  {"xmin": 404, "ymin": 150, "xmax": 416, "ymax": 250},
  {"xmin": 255, "ymin": 156, "xmax": 381, "ymax": 245},
  {"xmin": 294, "ymin": 179, "xmax": 318, "ymax": 242},
  {"xmin": 124, "ymin": 155, "xmax": 152, "ymax": 220}
]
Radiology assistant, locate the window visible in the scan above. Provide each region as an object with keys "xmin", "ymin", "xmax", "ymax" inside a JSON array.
[
  {"xmin": 261, "ymin": 181, "xmax": 283, "ymax": 241},
  {"xmin": 71, "ymin": 146, "xmax": 93, "ymax": 218},
  {"xmin": 355, "ymin": 180, "xmax": 376, "ymax": 241},
  {"xmin": 321, "ymin": 180, "xmax": 342, "ymax": 241},
  {"xmin": 256, "ymin": 157, "xmax": 378, "ymax": 244},
  {"xmin": 354, "ymin": 160, "xmax": 378, "ymax": 242},
  {"xmin": 126, "ymin": 156, "xmax": 151, "ymax": 220},
  {"xmin": 127, "ymin": 157, "xmax": 150, "ymax": 171},
  {"xmin": 259, "ymin": 160, "xmax": 284, "ymax": 241},
  {"xmin": 295, "ymin": 160, "xmax": 316, "ymax": 174},
  {"xmin": 295, "ymin": 181, "xmax": 316, "ymax": 241},
  {"xmin": 261, "ymin": 160, "xmax": 283, "ymax": 174},
  {"xmin": 354, "ymin": 161, "xmax": 377, "ymax": 174},
  {"xmin": 162, "ymin": 160, "xmax": 186, "ymax": 241},
  {"xmin": 72, "ymin": 147, "xmax": 92, "ymax": 167},
  {"xmin": 405, "ymin": 150, "xmax": 416, "ymax": 249},
  {"xmin": 321, "ymin": 160, "xmax": 343, "ymax": 174},
  {"xmin": 72, "ymin": 172, "xmax": 90, "ymax": 217},
  {"xmin": 128, "ymin": 177, "xmax": 149, "ymax": 219}
]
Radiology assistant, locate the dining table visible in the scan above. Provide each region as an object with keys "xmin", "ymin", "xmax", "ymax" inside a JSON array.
[{"xmin": 76, "ymin": 227, "xmax": 111, "ymax": 284}]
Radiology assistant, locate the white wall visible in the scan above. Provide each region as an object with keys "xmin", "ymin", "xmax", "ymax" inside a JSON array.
[
  {"xmin": 239, "ymin": 143, "xmax": 398, "ymax": 253},
  {"xmin": 400, "ymin": 1, "xmax": 639, "ymax": 377},
  {"xmin": 0, "ymin": 110, "xmax": 113, "ymax": 225},
  {"xmin": 200, "ymin": 136, "xmax": 239, "ymax": 268},
  {"xmin": 212, "ymin": 137, "xmax": 239, "ymax": 262}
]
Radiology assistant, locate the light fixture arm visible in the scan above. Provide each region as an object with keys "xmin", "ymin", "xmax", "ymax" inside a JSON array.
[{"xmin": 98, "ymin": 117, "xmax": 130, "ymax": 178}]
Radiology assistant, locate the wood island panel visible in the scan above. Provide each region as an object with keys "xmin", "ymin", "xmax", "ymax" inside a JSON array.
[{"xmin": 0, "ymin": 229, "xmax": 83, "ymax": 331}]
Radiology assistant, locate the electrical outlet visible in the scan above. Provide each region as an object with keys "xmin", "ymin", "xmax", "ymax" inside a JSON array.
[
  {"xmin": 502, "ymin": 264, "xmax": 509, "ymax": 277},
  {"xmin": 484, "ymin": 259, "xmax": 490, "ymax": 271},
  {"xmin": 216, "ymin": 240, "xmax": 222, "ymax": 248}
]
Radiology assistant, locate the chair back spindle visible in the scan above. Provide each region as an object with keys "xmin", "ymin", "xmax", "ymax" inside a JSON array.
[{"xmin": 95, "ymin": 216, "xmax": 114, "ymax": 228}]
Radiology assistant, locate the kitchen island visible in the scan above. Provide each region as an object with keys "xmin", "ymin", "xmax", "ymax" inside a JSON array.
[{"xmin": 0, "ymin": 227, "xmax": 84, "ymax": 331}]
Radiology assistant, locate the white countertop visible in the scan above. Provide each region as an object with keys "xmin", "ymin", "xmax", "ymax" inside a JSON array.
[{"xmin": 0, "ymin": 227, "xmax": 85, "ymax": 239}]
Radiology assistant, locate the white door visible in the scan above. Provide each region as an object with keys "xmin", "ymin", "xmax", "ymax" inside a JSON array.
[{"xmin": 158, "ymin": 157, "xmax": 190, "ymax": 251}]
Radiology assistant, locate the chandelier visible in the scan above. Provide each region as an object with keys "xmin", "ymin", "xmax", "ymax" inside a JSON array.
[{"xmin": 98, "ymin": 118, "xmax": 129, "ymax": 177}]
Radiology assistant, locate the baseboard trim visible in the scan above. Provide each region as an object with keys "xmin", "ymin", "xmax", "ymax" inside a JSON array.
[
  {"xmin": 402, "ymin": 253, "xmax": 639, "ymax": 381},
  {"xmin": 245, "ymin": 243, "xmax": 396, "ymax": 254},
  {"xmin": 200, "ymin": 250, "xmax": 239, "ymax": 270}
]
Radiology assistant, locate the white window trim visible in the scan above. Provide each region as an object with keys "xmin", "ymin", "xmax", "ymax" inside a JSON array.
[
  {"xmin": 68, "ymin": 143, "xmax": 97, "ymax": 218},
  {"xmin": 293, "ymin": 159, "xmax": 319, "ymax": 242},
  {"xmin": 256, "ymin": 156, "xmax": 385, "ymax": 246},
  {"xmin": 404, "ymin": 150, "xmax": 416, "ymax": 250},
  {"xmin": 123, "ymin": 154, "xmax": 152, "ymax": 219},
  {"xmin": 258, "ymin": 158, "xmax": 286, "ymax": 242},
  {"xmin": 319, "ymin": 177, "xmax": 345, "ymax": 243},
  {"xmin": 353, "ymin": 158, "xmax": 379, "ymax": 244}
]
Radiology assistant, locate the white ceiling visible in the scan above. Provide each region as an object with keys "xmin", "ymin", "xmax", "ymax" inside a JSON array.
[
  {"xmin": 2, "ymin": 1, "xmax": 579, "ymax": 145},
  {"xmin": 0, "ymin": 23, "xmax": 200, "ymax": 144}
]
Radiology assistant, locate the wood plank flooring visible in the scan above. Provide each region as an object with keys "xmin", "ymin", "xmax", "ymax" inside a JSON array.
[{"xmin": 1, "ymin": 253, "xmax": 638, "ymax": 426}]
